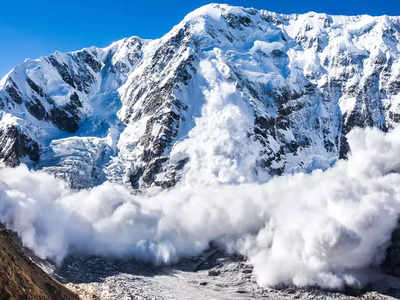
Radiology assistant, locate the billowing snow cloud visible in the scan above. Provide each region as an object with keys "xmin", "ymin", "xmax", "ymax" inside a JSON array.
[{"xmin": 1, "ymin": 127, "xmax": 400, "ymax": 290}]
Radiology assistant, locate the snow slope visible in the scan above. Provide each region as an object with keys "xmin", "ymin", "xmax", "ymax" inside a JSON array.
[{"xmin": 1, "ymin": 4, "xmax": 400, "ymax": 189}]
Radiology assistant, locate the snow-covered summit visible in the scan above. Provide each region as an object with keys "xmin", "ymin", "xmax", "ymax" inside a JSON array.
[{"xmin": 1, "ymin": 4, "xmax": 400, "ymax": 189}]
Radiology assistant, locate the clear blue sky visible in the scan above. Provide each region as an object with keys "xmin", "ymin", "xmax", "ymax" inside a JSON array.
[{"xmin": 1, "ymin": 0, "xmax": 399, "ymax": 78}]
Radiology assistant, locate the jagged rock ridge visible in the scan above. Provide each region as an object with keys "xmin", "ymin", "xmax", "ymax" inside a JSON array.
[{"xmin": 1, "ymin": 4, "xmax": 400, "ymax": 190}]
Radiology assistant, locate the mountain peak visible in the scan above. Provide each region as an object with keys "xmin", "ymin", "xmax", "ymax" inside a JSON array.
[{"xmin": 1, "ymin": 4, "xmax": 400, "ymax": 188}]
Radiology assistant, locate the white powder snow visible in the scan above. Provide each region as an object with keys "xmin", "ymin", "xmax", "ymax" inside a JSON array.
[{"xmin": 1, "ymin": 128, "xmax": 400, "ymax": 290}]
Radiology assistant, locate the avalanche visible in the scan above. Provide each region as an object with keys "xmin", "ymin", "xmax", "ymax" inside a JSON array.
[
  {"xmin": 1, "ymin": 127, "xmax": 400, "ymax": 289},
  {"xmin": 1, "ymin": 4, "xmax": 400, "ymax": 190},
  {"xmin": 2, "ymin": 3, "xmax": 400, "ymax": 291}
]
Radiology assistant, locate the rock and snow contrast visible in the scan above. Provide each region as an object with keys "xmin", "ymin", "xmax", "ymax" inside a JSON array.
[
  {"xmin": 2, "ymin": 3, "xmax": 400, "ymax": 299},
  {"xmin": 3, "ymin": 3, "xmax": 400, "ymax": 189}
]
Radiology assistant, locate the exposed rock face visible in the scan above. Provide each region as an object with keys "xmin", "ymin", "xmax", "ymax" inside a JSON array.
[
  {"xmin": 0, "ymin": 36, "xmax": 145, "ymax": 187},
  {"xmin": 0, "ymin": 125, "xmax": 39, "ymax": 167},
  {"xmin": 0, "ymin": 225, "xmax": 78, "ymax": 300},
  {"xmin": 2, "ymin": 5, "xmax": 400, "ymax": 190}
]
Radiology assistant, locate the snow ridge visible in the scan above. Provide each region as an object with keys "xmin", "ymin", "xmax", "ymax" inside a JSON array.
[{"xmin": 1, "ymin": 4, "xmax": 400, "ymax": 189}]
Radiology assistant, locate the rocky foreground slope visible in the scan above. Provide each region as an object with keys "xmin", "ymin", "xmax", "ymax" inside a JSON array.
[{"xmin": 0, "ymin": 225, "xmax": 78, "ymax": 299}]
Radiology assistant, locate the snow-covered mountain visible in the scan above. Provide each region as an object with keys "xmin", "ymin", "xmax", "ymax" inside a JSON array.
[{"xmin": 1, "ymin": 4, "xmax": 400, "ymax": 190}]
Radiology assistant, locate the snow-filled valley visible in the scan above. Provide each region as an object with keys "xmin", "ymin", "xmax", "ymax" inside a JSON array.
[{"xmin": 2, "ymin": 3, "xmax": 400, "ymax": 298}]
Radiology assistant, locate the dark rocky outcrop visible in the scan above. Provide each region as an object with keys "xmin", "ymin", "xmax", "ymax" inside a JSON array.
[
  {"xmin": 383, "ymin": 221, "xmax": 400, "ymax": 276},
  {"xmin": 0, "ymin": 125, "xmax": 40, "ymax": 167},
  {"xmin": 25, "ymin": 97, "xmax": 47, "ymax": 121},
  {"xmin": 49, "ymin": 107, "xmax": 80, "ymax": 133},
  {"xmin": 0, "ymin": 225, "xmax": 79, "ymax": 300},
  {"xmin": 5, "ymin": 79, "xmax": 23, "ymax": 104}
]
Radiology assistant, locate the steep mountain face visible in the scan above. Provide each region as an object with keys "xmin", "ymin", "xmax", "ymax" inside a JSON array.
[
  {"xmin": 1, "ymin": 4, "xmax": 400, "ymax": 190},
  {"xmin": 0, "ymin": 37, "xmax": 146, "ymax": 188}
]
